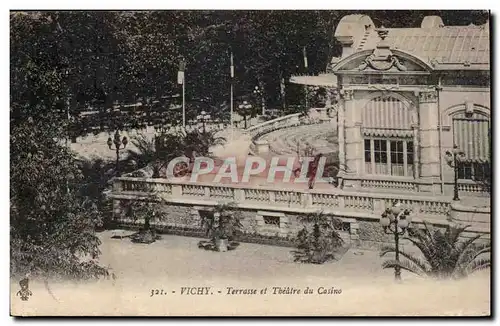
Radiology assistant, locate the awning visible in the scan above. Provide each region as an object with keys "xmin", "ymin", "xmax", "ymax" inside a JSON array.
[
  {"xmin": 363, "ymin": 128, "xmax": 413, "ymax": 138},
  {"xmin": 289, "ymin": 74, "xmax": 338, "ymax": 87},
  {"xmin": 453, "ymin": 118, "xmax": 490, "ymax": 162}
]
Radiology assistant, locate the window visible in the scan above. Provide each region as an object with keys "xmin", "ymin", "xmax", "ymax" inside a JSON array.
[
  {"xmin": 373, "ymin": 139, "xmax": 387, "ymax": 174},
  {"xmin": 390, "ymin": 140, "xmax": 404, "ymax": 176},
  {"xmin": 333, "ymin": 222, "xmax": 351, "ymax": 233},
  {"xmin": 263, "ymin": 216, "xmax": 280, "ymax": 226},
  {"xmin": 364, "ymin": 138, "xmax": 414, "ymax": 177},
  {"xmin": 458, "ymin": 162, "xmax": 490, "ymax": 182},
  {"xmin": 364, "ymin": 139, "xmax": 372, "ymax": 174},
  {"xmin": 407, "ymin": 142, "xmax": 414, "ymax": 177},
  {"xmin": 452, "ymin": 115, "xmax": 490, "ymax": 183}
]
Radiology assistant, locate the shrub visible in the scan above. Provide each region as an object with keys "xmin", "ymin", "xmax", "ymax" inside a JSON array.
[
  {"xmin": 292, "ymin": 211, "xmax": 344, "ymax": 264},
  {"xmin": 197, "ymin": 203, "xmax": 242, "ymax": 252},
  {"xmin": 380, "ymin": 222, "xmax": 491, "ymax": 279}
]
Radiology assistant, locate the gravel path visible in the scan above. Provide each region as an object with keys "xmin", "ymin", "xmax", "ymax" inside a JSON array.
[{"xmin": 11, "ymin": 231, "xmax": 490, "ymax": 316}]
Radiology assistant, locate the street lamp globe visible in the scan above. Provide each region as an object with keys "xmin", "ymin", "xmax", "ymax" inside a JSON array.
[
  {"xmin": 380, "ymin": 215, "xmax": 390, "ymax": 227},
  {"xmin": 398, "ymin": 218, "xmax": 409, "ymax": 229},
  {"xmin": 391, "ymin": 203, "xmax": 403, "ymax": 216},
  {"xmin": 452, "ymin": 145, "xmax": 462, "ymax": 155},
  {"xmin": 386, "ymin": 209, "xmax": 396, "ymax": 222}
]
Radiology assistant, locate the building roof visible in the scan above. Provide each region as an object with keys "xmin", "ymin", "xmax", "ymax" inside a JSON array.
[
  {"xmin": 289, "ymin": 74, "xmax": 338, "ymax": 87},
  {"xmin": 359, "ymin": 25, "xmax": 489, "ymax": 66},
  {"xmin": 334, "ymin": 14, "xmax": 490, "ymax": 69}
]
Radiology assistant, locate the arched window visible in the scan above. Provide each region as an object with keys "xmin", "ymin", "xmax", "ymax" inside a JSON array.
[
  {"xmin": 452, "ymin": 110, "xmax": 490, "ymax": 181},
  {"xmin": 362, "ymin": 95, "xmax": 416, "ymax": 177}
]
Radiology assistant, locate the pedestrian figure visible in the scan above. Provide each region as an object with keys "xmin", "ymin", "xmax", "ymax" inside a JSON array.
[{"xmin": 308, "ymin": 153, "xmax": 323, "ymax": 189}]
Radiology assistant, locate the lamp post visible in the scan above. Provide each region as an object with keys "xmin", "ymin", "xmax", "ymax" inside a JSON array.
[
  {"xmin": 197, "ymin": 110, "xmax": 211, "ymax": 133},
  {"xmin": 445, "ymin": 145, "xmax": 466, "ymax": 201},
  {"xmin": 253, "ymin": 86, "xmax": 264, "ymax": 116},
  {"xmin": 238, "ymin": 101, "xmax": 253, "ymax": 129},
  {"xmin": 379, "ymin": 202, "xmax": 412, "ymax": 281},
  {"xmin": 107, "ymin": 130, "xmax": 128, "ymax": 176}
]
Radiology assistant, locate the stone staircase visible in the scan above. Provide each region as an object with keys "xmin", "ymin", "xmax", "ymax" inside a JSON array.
[{"xmin": 259, "ymin": 123, "xmax": 338, "ymax": 157}]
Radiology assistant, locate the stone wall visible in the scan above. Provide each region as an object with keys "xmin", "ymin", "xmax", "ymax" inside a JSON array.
[
  {"xmin": 112, "ymin": 199, "xmax": 488, "ymax": 250},
  {"xmin": 113, "ymin": 199, "xmax": 352, "ymax": 245}
]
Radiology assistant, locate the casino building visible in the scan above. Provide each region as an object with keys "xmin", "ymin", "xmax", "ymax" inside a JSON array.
[{"xmin": 291, "ymin": 14, "xmax": 490, "ymax": 197}]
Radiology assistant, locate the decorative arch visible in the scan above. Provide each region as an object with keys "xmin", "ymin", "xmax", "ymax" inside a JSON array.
[
  {"xmin": 442, "ymin": 103, "xmax": 490, "ymax": 129},
  {"xmin": 444, "ymin": 103, "xmax": 490, "ymax": 164},
  {"xmin": 361, "ymin": 92, "xmax": 417, "ymax": 137},
  {"xmin": 332, "ymin": 49, "xmax": 434, "ymax": 73},
  {"xmin": 362, "ymin": 90, "xmax": 416, "ymax": 107}
]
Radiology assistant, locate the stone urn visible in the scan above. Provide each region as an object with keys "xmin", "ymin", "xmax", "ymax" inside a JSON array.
[
  {"xmin": 215, "ymin": 238, "xmax": 229, "ymax": 252},
  {"xmin": 254, "ymin": 139, "xmax": 270, "ymax": 154}
]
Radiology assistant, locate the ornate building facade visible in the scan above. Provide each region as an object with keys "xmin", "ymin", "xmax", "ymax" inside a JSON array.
[{"xmin": 291, "ymin": 14, "xmax": 490, "ymax": 197}]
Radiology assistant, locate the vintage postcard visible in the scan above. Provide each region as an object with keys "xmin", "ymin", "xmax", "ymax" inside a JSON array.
[{"xmin": 10, "ymin": 9, "xmax": 491, "ymax": 316}]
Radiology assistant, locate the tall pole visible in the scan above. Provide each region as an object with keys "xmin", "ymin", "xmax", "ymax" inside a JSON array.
[
  {"xmin": 261, "ymin": 94, "xmax": 265, "ymax": 116},
  {"xmin": 116, "ymin": 147, "xmax": 120, "ymax": 176},
  {"xmin": 394, "ymin": 217, "xmax": 401, "ymax": 281},
  {"xmin": 65, "ymin": 93, "xmax": 70, "ymax": 195},
  {"xmin": 303, "ymin": 46, "xmax": 309, "ymax": 112},
  {"xmin": 453, "ymin": 153, "xmax": 459, "ymax": 201},
  {"xmin": 230, "ymin": 82, "xmax": 234, "ymax": 140},
  {"xmin": 230, "ymin": 50, "xmax": 234, "ymax": 141},
  {"xmin": 305, "ymin": 87, "xmax": 309, "ymax": 110},
  {"xmin": 182, "ymin": 77, "xmax": 186, "ymax": 129},
  {"xmin": 178, "ymin": 58, "xmax": 186, "ymax": 129}
]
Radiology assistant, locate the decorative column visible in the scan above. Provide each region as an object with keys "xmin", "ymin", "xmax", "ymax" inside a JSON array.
[
  {"xmin": 336, "ymin": 98, "xmax": 346, "ymax": 178},
  {"xmin": 342, "ymin": 89, "xmax": 362, "ymax": 188},
  {"xmin": 418, "ymin": 90, "xmax": 441, "ymax": 193}
]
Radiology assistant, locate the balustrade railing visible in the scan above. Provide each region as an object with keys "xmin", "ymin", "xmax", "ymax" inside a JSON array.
[
  {"xmin": 113, "ymin": 177, "xmax": 454, "ymax": 220},
  {"xmin": 458, "ymin": 181, "xmax": 490, "ymax": 193},
  {"xmin": 245, "ymin": 113, "xmax": 302, "ymax": 140},
  {"xmin": 361, "ymin": 179, "xmax": 417, "ymax": 191}
]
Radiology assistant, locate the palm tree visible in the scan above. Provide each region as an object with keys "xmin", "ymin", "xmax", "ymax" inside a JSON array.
[
  {"xmin": 198, "ymin": 202, "xmax": 242, "ymax": 252},
  {"xmin": 182, "ymin": 129, "xmax": 226, "ymax": 158},
  {"xmin": 292, "ymin": 211, "xmax": 345, "ymax": 264},
  {"xmin": 76, "ymin": 158, "xmax": 116, "ymax": 228},
  {"xmin": 380, "ymin": 223, "xmax": 491, "ymax": 279},
  {"xmin": 126, "ymin": 129, "xmax": 226, "ymax": 178},
  {"xmin": 126, "ymin": 131, "xmax": 184, "ymax": 178},
  {"xmin": 128, "ymin": 193, "xmax": 166, "ymax": 244}
]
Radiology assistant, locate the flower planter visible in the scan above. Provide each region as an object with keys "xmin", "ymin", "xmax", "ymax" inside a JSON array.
[{"xmin": 215, "ymin": 238, "xmax": 229, "ymax": 252}]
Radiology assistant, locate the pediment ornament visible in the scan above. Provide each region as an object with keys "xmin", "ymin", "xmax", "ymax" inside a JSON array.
[{"xmin": 357, "ymin": 28, "xmax": 407, "ymax": 72}]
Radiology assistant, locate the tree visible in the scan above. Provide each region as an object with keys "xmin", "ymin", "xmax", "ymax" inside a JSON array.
[
  {"xmin": 76, "ymin": 158, "xmax": 117, "ymax": 228},
  {"xmin": 127, "ymin": 194, "xmax": 166, "ymax": 244},
  {"xmin": 126, "ymin": 128, "xmax": 226, "ymax": 178},
  {"xmin": 292, "ymin": 211, "xmax": 345, "ymax": 264},
  {"xmin": 10, "ymin": 119, "xmax": 108, "ymax": 279},
  {"xmin": 198, "ymin": 203, "xmax": 242, "ymax": 252},
  {"xmin": 126, "ymin": 131, "xmax": 185, "ymax": 178},
  {"xmin": 380, "ymin": 223, "xmax": 491, "ymax": 279},
  {"xmin": 10, "ymin": 12, "xmax": 110, "ymax": 280},
  {"xmin": 182, "ymin": 129, "xmax": 227, "ymax": 157}
]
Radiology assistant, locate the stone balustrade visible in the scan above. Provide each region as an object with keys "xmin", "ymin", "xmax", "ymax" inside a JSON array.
[
  {"xmin": 245, "ymin": 113, "xmax": 302, "ymax": 140},
  {"xmin": 112, "ymin": 176, "xmax": 456, "ymax": 222}
]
